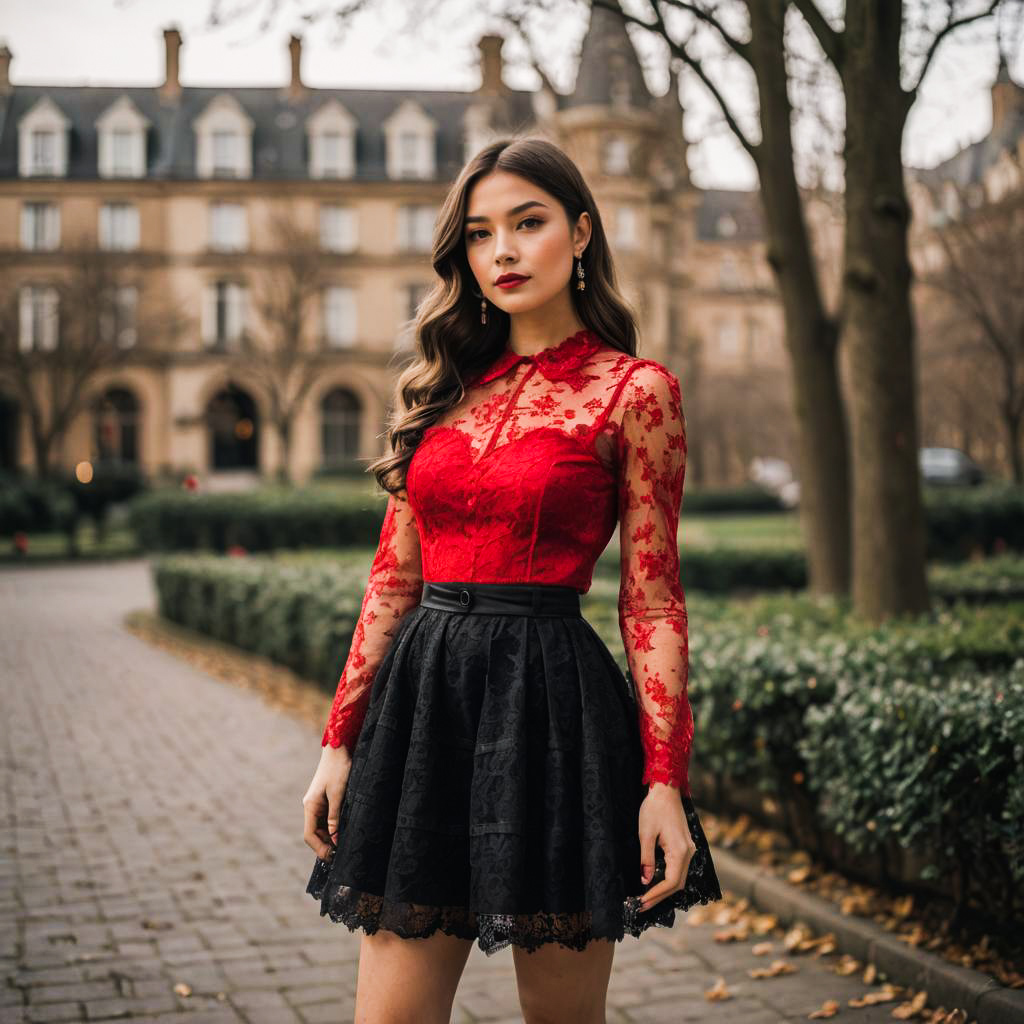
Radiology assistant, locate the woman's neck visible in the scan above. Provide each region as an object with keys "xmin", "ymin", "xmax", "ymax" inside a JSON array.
[{"xmin": 507, "ymin": 297, "xmax": 586, "ymax": 358}]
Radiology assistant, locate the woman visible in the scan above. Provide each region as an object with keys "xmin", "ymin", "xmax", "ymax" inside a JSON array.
[{"xmin": 302, "ymin": 135, "xmax": 722, "ymax": 1023}]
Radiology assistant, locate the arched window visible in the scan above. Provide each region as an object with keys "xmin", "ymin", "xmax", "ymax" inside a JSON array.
[
  {"xmin": 93, "ymin": 387, "xmax": 139, "ymax": 465},
  {"xmin": 321, "ymin": 388, "xmax": 362, "ymax": 468},
  {"xmin": 206, "ymin": 384, "xmax": 259, "ymax": 471}
]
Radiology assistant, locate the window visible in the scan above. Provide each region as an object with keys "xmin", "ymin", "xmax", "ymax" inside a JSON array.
[
  {"xmin": 99, "ymin": 286, "xmax": 138, "ymax": 349},
  {"xmin": 383, "ymin": 100, "xmax": 437, "ymax": 179},
  {"xmin": 18, "ymin": 285, "xmax": 59, "ymax": 352},
  {"xmin": 307, "ymin": 100, "xmax": 357, "ymax": 179},
  {"xmin": 719, "ymin": 254, "xmax": 740, "ymax": 289},
  {"xmin": 21, "ymin": 202, "xmax": 59, "ymax": 251},
  {"xmin": 404, "ymin": 283, "xmax": 431, "ymax": 323},
  {"xmin": 320, "ymin": 205, "xmax": 358, "ymax": 253},
  {"xmin": 209, "ymin": 203, "xmax": 248, "ymax": 252},
  {"xmin": 212, "ymin": 131, "xmax": 241, "ymax": 177},
  {"xmin": 397, "ymin": 205, "xmax": 437, "ymax": 252},
  {"xmin": 397, "ymin": 131, "xmax": 421, "ymax": 177},
  {"xmin": 31, "ymin": 130, "xmax": 58, "ymax": 175},
  {"xmin": 202, "ymin": 281, "xmax": 247, "ymax": 348},
  {"xmin": 615, "ymin": 205, "xmax": 639, "ymax": 250},
  {"xmin": 321, "ymin": 388, "xmax": 361, "ymax": 467},
  {"xmin": 93, "ymin": 387, "xmax": 139, "ymax": 465},
  {"xmin": 603, "ymin": 135, "xmax": 631, "ymax": 175},
  {"xmin": 99, "ymin": 203, "xmax": 140, "ymax": 251},
  {"xmin": 111, "ymin": 130, "xmax": 135, "ymax": 176},
  {"xmin": 323, "ymin": 286, "xmax": 357, "ymax": 348},
  {"xmin": 716, "ymin": 318, "xmax": 740, "ymax": 357}
]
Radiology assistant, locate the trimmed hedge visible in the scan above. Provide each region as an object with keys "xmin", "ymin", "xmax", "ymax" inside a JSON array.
[
  {"xmin": 130, "ymin": 490, "xmax": 387, "ymax": 553},
  {"xmin": 151, "ymin": 551, "xmax": 1024, "ymax": 927},
  {"xmin": 128, "ymin": 484, "xmax": 1024, "ymax": 567}
]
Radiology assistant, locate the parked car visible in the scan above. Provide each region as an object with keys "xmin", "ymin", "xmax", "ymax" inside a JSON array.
[{"xmin": 919, "ymin": 447, "xmax": 985, "ymax": 487}]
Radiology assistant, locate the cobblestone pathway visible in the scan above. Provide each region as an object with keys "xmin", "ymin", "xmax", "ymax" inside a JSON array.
[{"xmin": 1, "ymin": 560, "xmax": 910, "ymax": 1023}]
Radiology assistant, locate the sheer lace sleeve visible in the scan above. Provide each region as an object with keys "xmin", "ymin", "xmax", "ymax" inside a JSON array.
[
  {"xmin": 322, "ymin": 489, "xmax": 424, "ymax": 753},
  {"xmin": 615, "ymin": 362, "xmax": 694, "ymax": 794}
]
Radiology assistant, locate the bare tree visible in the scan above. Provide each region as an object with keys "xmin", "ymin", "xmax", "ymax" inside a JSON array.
[
  {"xmin": 922, "ymin": 189, "xmax": 1024, "ymax": 482},
  {"xmin": 230, "ymin": 208, "xmax": 327, "ymax": 484},
  {"xmin": 0, "ymin": 235, "xmax": 188, "ymax": 478}
]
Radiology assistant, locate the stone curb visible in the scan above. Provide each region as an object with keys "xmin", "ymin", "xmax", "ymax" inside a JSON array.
[{"xmin": 710, "ymin": 845, "xmax": 1024, "ymax": 1024}]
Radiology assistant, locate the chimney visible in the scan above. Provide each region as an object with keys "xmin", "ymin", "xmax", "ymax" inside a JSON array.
[
  {"xmin": 0, "ymin": 42, "xmax": 11, "ymax": 95},
  {"xmin": 287, "ymin": 34, "xmax": 306, "ymax": 100},
  {"xmin": 161, "ymin": 26, "xmax": 182, "ymax": 100},
  {"xmin": 478, "ymin": 34, "xmax": 506, "ymax": 95}
]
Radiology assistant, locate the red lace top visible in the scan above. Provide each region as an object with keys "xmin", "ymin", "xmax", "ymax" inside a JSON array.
[{"xmin": 321, "ymin": 329, "xmax": 694, "ymax": 793}]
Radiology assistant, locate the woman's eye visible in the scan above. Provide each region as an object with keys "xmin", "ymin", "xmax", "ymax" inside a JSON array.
[{"xmin": 466, "ymin": 218, "xmax": 542, "ymax": 242}]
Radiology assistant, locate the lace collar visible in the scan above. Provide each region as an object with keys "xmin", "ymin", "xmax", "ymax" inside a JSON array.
[{"xmin": 469, "ymin": 329, "xmax": 604, "ymax": 387}]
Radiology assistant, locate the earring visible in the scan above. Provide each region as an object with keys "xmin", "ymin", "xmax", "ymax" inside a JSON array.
[
  {"xmin": 576, "ymin": 255, "xmax": 586, "ymax": 292},
  {"xmin": 480, "ymin": 296, "xmax": 487, "ymax": 325}
]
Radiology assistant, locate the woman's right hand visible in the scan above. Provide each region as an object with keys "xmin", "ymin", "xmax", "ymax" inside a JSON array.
[{"xmin": 302, "ymin": 744, "xmax": 354, "ymax": 862}]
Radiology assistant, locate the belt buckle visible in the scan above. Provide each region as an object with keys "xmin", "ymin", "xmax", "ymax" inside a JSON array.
[{"xmin": 458, "ymin": 588, "xmax": 473, "ymax": 611}]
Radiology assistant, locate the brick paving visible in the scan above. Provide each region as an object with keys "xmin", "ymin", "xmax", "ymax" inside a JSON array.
[{"xmin": 1, "ymin": 560, "xmax": 923, "ymax": 1023}]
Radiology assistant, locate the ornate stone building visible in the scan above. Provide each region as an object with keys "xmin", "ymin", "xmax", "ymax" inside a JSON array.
[{"xmin": 0, "ymin": 5, "xmax": 792, "ymax": 486}]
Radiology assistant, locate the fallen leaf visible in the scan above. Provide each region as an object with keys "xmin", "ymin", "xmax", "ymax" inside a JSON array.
[
  {"xmin": 808, "ymin": 998, "xmax": 840, "ymax": 1018},
  {"xmin": 705, "ymin": 976, "xmax": 732, "ymax": 1002},
  {"xmin": 748, "ymin": 959, "xmax": 798, "ymax": 978}
]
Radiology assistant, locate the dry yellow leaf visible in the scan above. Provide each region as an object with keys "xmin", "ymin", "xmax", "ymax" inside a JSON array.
[
  {"xmin": 748, "ymin": 959, "xmax": 798, "ymax": 978},
  {"xmin": 807, "ymin": 998, "xmax": 840, "ymax": 1018},
  {"xmin": 834, "ymin": 954, "xmax": 860, "ymax": 975},
  {"xmin": 752, "ymin": 941, "xmax": 774, "ymax": 956},
  {"xmin": 705, "ymin": 976, "xmax": 732, "ymax": 1002},
  {"xmin": 173, "ymin": 982, "xmax": 192, "ymax": 997}
]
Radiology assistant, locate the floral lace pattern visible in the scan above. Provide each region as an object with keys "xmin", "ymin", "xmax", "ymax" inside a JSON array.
[{"xmin": 323, "ymin": 329, "xmax": 695, "ymax": 792}]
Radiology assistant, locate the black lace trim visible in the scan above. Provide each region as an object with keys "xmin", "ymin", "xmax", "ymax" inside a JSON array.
[{"xmin": 307, "ymin": 864, "xmax": 722, "ymax": 957}]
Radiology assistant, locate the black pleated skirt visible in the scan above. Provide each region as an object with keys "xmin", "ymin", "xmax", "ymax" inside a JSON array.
[{"xmin": 305, "ymin": 580, "xmax": 722, "ymax": 956}]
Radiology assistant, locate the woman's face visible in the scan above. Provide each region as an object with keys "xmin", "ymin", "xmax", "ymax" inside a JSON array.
[{"xmin": 463, "ymin": 170, "xmax": 591, "ymax": 318}]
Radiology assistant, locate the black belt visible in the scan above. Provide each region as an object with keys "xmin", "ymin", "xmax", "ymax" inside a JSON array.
[{"xmin": 419, "ymin": 581, "xmax": 582, "ymax": 618}]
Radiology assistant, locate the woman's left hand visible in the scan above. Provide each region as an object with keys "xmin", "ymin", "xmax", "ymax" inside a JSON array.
[{"xmin": 637, "ymin": 782, "xmax": 696, "ymax": 912}]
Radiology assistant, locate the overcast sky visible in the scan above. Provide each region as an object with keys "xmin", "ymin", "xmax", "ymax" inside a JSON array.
[{"xmin": 3, "ymin": 0, "xmax": 1022, "ymax": 190}]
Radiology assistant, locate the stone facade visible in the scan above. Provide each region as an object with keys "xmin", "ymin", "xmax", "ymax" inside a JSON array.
[{"xmin": 0, "ymin": 7, "xmax": 802, "ymax": 487}]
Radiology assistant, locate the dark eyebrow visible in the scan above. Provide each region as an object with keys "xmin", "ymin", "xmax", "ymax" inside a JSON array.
[{"xmin": 465, "ymin": 201, "xmax": 549, "ymax": 225}]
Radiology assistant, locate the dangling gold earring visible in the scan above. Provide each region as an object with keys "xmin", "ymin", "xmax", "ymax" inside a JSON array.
[
  {"xmin": 473, "ymin": 289, "xmax": 487, "ymax": 325},
  {"xmin": 576, "ymin": 254, "xmax": 586, "ymax": 292}
]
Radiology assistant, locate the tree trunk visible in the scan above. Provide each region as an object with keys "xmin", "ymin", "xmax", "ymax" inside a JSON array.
[
  {"xmin": 277, "ymin": 418, "xmax": 293, "ymax": 485},
  {"xmin": 841, "ymin": 2, "xmax": 930, "ymax": 620},
  {"xmin": 747, "ymin": 0, "xmax": 852, "ymax": 596}
]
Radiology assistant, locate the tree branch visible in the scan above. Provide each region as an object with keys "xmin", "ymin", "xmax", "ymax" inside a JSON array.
[
  {"xmin": 592, "ymin": 0, "xmax": 759, "ymax": 159},
  {"xmin": 657, "ymin": 0, "xmax": 751, "ymax": 61},
  {"xmin": 790, "ymin": 0, "xmax": 844, "ymax": 70},
  {"xmin": 906, "ymin": 0, "xmax": 1001, "ymax": 97}
]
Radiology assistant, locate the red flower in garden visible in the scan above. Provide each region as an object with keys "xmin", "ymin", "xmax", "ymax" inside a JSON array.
[
  {"xmin": 228, "ymin": 545, "xmax": 248, "ymax": 557},
  {"xmin": 183, "ymin": 473, "xmax": 200, "ymax": 492},
  {"xmin": 13, "ymin": 531, "xmax": 28, "ymax": 554}
]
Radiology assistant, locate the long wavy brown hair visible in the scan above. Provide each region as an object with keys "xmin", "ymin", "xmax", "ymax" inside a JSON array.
[{"xmin": 370, "ymin": 135, "xmax": 639, "ymax": 495}]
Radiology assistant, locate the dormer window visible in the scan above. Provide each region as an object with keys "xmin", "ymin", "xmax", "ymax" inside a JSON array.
[
  {"xmin": 382, "ymin": 100, "xmax": 438, "ymax": 181},
  {"xmin": 96, "ymin": 96, "xmax": 150, "ymax": 179},
  {"xmin": 194, "ymin": 95, "xmax": 254, "ymax": 179},
  {"xmin": 307, "ymin": 100, "xmax": 357, "ymax": 179},
  {"xmin": 18, "ymin": 97, "xmax": 71, "ymax": 178}
]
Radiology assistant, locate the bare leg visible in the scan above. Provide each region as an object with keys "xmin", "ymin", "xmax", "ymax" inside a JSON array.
[
  {"xmin": 513, "ymin": 937, "xmax": 616, "ymax": 1024},
  {"xmin": 353, "ymin": 927, "xmax": 474, "ymax": 1024}
]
